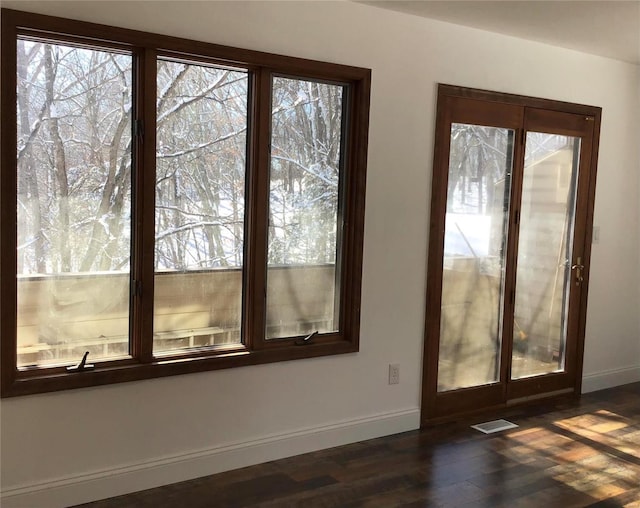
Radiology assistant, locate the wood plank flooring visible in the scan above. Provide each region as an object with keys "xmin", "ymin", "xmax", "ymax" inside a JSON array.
[{"xmin": 77, "ymin": 382, "xmax": 640, "ymax": 507}]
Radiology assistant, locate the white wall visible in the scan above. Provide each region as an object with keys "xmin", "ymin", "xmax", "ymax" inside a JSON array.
[
  {"xmin": 581, "ymin": 54, "xmax": 640, "ymax": 392},
  {"xmin": 1, "ymin": 2, "xmax": 638, "ymax": 506}
]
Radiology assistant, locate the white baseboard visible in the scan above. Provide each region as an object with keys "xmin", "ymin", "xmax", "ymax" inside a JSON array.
[
  {"xmin": 582, "ymin": 365, "xmax": 640, "ymax": 393},
  {"xmin": 1, "ymin": 407, "xmax": 420, "ymax": 508}
]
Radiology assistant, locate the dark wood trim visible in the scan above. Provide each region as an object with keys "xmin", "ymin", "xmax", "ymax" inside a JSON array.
[
  {"xmin": 2, "ymin": 9, "xmax": 368, "ymax": 82},
  {"xmin": 240, "ymin": 68, "xmax": 259, "ymax": 351},
  {"xmin": 499, "ymin": 123, "xmax": 526, "ymax": 390},
  {"xmin": 3, "ymin": 340, "xmax": 358, "ymax": 397},
  {"xmin": 438, "ymin": 84, "xmax": 601, "ymax": 117},
  {"xmin": 138, "ymin": 47, "xmax": 158, "ymax": 363},
  {"xmin": 245, "ymin": 68, "xmax": 272, "ymax": 351},
  {"xmin": 421, "ymin": 84, "xmax": 601, "ymax": 425},
  {"xmin": 422, "ymin": 388, "xmax": 580, "ymax": 426},
  {"xmin": 523, "ymin": 107, "xmax": 597, "ymax": 136},
  {"xmin": 574, "ymin": 112, "xmax": 601, "ymax": 396},
  {"xmin": 156, "ymin": 50, "xmax": 255, "ymax": 73},
  {"xmin": 341, "ymin": 69, "xmax": 371, "ymax": 351},
  {"xmin": 0, "ymin": 14, "xmax": 19, "ymax": 397},
  {"xmin": 446, "ymin": 95, "xmax": 524, "ymax": 129},
  {"xmin": 432, "ymin": 384, "xmax": 504, "ymax": 419},
  {"xmin": 129, "ymin": 47, "xmax": 145, "ymax": 361},
  {"xmin": 1, "ymin": 9, "xmax": 370, "ymax": 397},
  {"xmin": 507, "ymin": 371, "xmax": 575, "ymax": 400}
]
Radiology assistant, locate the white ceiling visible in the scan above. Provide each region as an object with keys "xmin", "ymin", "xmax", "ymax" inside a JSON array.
[{"xmin": 360, "ymin": 1, "xmax": 640, "ymax": 65}]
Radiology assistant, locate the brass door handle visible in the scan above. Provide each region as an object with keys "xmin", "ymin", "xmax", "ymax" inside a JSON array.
[{"xmin": 571, "ymin": 256, "xmax": 584, "ymax": 285}]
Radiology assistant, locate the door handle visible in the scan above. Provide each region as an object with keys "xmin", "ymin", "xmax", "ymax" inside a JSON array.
[{"xmin": 571, "ymin": 256, "xmax": 584, "ymax": 285}]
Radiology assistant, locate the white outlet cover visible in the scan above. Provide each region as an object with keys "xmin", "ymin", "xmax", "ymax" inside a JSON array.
[{"xmin": 388, "ymin": 363, "xmax": 400, "ymax": 384}]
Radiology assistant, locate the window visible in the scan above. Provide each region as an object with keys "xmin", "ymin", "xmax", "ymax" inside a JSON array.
[{"xmin": 1, "ymin": 9, "xmax": 370, "ymax": 396}]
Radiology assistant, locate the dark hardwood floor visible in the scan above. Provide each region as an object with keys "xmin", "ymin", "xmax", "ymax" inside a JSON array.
[{"xmin": 78, "ymin": 382, "xmax": 640, "ymax": 507}]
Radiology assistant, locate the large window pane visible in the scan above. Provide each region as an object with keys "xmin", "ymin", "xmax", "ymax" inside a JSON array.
[
  {"xmin": 437, "ymin": 124, "xmax": 514, "ymax": 391},
  {"xmin": 16, "ymin": 40, "xmax": 133, "ymax": 367},
  {"xmin": 153, "ymin": 59, "xmax": 248, "ymax": 354},
  {"xmin": 266, "ymin": 77, "xmax": 345, "ymax": 339}
]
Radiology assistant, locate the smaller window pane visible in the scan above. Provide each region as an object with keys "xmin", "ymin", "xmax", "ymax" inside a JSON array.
[
  {"xmin": 16, "ymin": 39, "xmax": 133, "ymax": 368},
  {"xmin": 266, "ymin": 77, "xmax": 346, "ymax": 339},
  {"xmin": 153, "ymin": 59, "xmax": 248, "ymax": 354}
]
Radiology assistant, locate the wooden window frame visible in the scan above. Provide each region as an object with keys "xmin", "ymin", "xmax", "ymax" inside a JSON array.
[{"xmin": 0, "ymin": 8, "xmax": 371, "ymax": 397}]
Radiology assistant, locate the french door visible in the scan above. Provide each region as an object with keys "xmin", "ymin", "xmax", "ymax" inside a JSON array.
[{"xmin": 422, "ymin": 86, "xmax": 601, "ymax": 422}]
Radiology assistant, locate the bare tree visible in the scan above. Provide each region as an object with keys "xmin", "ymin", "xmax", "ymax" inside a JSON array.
[{"xmin": 17, "ymin": 41, "xmax": 345, "ymax": 277}]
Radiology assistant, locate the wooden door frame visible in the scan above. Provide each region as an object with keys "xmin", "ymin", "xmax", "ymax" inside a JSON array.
[{"xmin": 421, "ymin": 84, "xmax": 602, "ymax": 425}]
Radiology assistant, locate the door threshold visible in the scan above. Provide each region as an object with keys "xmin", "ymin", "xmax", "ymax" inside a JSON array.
[
  {"xmin": 422, "ymin": 389, "xmax": 579, "ymax": 427},
  {"xmin": 507, "ymin": 387, "xmax": 574, "ymax": 405}
]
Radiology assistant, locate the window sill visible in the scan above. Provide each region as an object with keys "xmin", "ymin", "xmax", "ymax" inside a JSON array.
[{"xmin": 2, "ymin": 339, "xmax": 358, "ymax": 397}]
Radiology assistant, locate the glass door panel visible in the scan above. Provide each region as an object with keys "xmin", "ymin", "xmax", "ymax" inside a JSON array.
[
  {"xmin": 437, "ymin": 124, "xmax": 514, "ymax": 391},
  {"xmin": 511, "ymin": 133, "xmax": 581, "ymax": 379}
]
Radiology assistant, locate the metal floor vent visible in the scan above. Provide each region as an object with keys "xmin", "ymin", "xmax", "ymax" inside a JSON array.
[{"xmin": 471, "ymin": 419, "xmax": 518, "ymax": 434}]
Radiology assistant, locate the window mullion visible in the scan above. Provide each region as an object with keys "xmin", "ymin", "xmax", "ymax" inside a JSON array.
[
  {"xmin": 243, "ymin": 68, "xmax": 272, "ymax": 350},
  {"xmin": 1, "ymin": 18, "xmax": 19, "ymax": 395},
  {"xmin": 132, "ymin": 47, "xmax": 158, "ymax": 363}
]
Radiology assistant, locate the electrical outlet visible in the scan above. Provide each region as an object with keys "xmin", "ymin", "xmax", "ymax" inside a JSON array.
[{"xmin": 388, "ymin": 363, "xmax": 400, "ymax": 385}]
